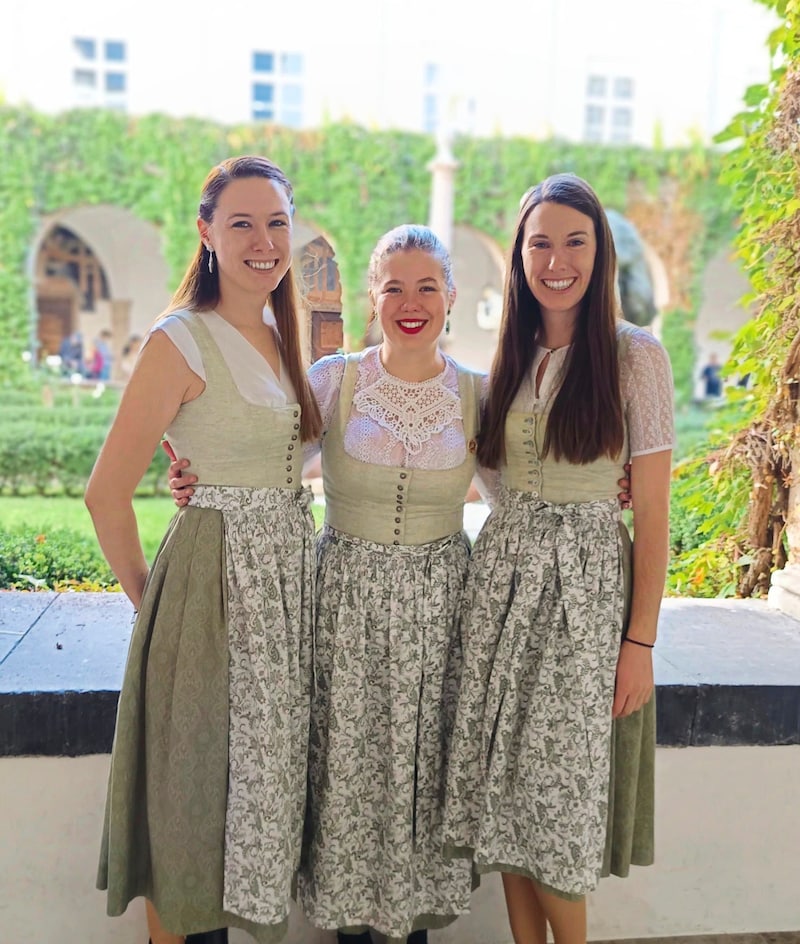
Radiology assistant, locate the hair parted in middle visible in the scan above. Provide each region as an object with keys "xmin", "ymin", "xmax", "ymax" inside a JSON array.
[{"xmin": 478, "ymin": 172, "xmax": 624, "ymax": 469}]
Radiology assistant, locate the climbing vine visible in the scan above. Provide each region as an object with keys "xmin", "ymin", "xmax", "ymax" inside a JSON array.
[
  {"xmin": 670, "ymin": 0, "xmax": 800, "ymax": 597},
  {"xmin": 0, "ymin": 107, "xmax": 732, "ymax": 384}
]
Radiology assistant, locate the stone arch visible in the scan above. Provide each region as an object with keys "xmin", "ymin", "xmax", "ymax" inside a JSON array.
[
  {"xmin": 30, "ymin": 205, "xmax": 170, "ymax": 380},
  {"xmin": 440, "ymin": 217, "xmax": 671, "ymax": 374},
  {"xmin": 30, "ymin": 208, "xmax": 344, "ymax": 378},
  {"xmin": 292, "ymin": 219, "xmax": 344, "ymax": 361},
  {"xmin": 694, "ymin": 247, "xmax": 755, "ymax": 396},
  {"xmin": 641, "ymin": 240, "xmax": 671, "ymax": 313},
  {"xmin": 441, "ymin": 225, "xmax": 506, "ymax": 373}
]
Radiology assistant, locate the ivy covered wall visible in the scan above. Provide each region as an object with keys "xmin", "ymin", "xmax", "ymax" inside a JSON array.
[{"xmin": 0, "ymin": 107, "xmax": 733, "ymax": 384}]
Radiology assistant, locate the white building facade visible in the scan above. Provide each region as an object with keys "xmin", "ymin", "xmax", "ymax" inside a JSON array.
[{"xmin": 0, "ymin": 0, "xmax": 776, "ymax": 145}]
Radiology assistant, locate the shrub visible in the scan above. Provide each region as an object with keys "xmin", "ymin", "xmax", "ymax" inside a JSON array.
[
  {"xmin": 661, "ymin": 307, "xmax": 697, "ymax": 408},
  {"xmin": 0, "ymin": 527, "xmax": 119, "ymax": 590},
  {"xmin": 0, "ymin": 399, "xmax": 171, "ymax": 496}
]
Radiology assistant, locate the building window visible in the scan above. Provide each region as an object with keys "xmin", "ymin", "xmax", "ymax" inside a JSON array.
[
  {"xmin": 612, "ymin": 107, "xmax": 632, "ymax": 128},
  {"xmin": 583, "ymin": 74, "xmax": 634, "ymax": 144},
  {"xmin": 584, "ymin": 104, "xmax": 604, "ymax": 141},
  {"xmin": 253, "ymin": 51, "xmax": 274, "ymax": 72},
  {"xmin": 105, "ymin": 72, "xmax": 126, "ymax": 92},
  {"xmin": 280, "ymin": 52, "xmax": 303, "ymax": 75},
  {"xmin": 104, "ymin": 40, "xmax": 126, "ymax": 62},
  {"xmin": 280, "ymin": 109, "xmax": 303, "ymax": 128},
  {"xmin": 610, "ymin": 107, "xmax": 632, "ymax": 143},
  {"xmin": 613, "ymin": 77, "xmax": 634, "ymax": 99},
  {"xmin": 283, "ymin": 84, "xmax": 303, "ymax": 107},
  {"xmin": 586, "ymin": 75, "xmax": 606, "ymax": 98},
  {"xmin": 424, "ymin": 62, "xmax": 439, "ymax": 86},
  {"xmin": 73, "ymin": 69, "xmax": 97, "ymax": 88},
  {"xmin": 253, "ymin": 82, "xmax": 274, "ymax": 104},
  {"xmin": 73, "ymin": 38, "xmax": 96, "ymax": 60},
  {"xmin": 253, "ymin": 82, "xmax": 275, "ymax": 120},
  {"xmin": 423, "ymin": 92, "xmax": 438, "ymax": 135}
]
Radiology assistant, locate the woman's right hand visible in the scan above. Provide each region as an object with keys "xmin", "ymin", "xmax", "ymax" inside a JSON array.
[{"xmin": 161, "ymin": 442, "xmax": 197, "ymax": 507}]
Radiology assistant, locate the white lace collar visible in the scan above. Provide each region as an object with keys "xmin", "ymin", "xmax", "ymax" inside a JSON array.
[{"xmin": 352, "ymin": 347, "xmax": 462, "ymax": 455}]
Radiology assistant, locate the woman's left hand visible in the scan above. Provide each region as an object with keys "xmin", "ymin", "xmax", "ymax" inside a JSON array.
[
  {"xmin": 612, "ymin": 639, "xmax": 654, "ymax": 718},
  {"xmin": 617, "ymin": 461, "xmax": 632, "ymax": 510}
]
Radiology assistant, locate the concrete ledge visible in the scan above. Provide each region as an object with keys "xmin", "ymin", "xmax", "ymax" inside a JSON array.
[{"xmin": 1, "ymin": 592, "xmax": 799, "ymax": 756}]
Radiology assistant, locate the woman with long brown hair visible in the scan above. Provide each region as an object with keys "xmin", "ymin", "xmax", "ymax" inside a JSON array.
[
  {"xmin": 86, "ymin": 155, "xmax": 321, "ymax": 944},
  {"xmin": 444, "ymin": 174, "xmax": 673, "ymax": 944}
]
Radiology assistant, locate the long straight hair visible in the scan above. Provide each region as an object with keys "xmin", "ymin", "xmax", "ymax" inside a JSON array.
[
  {"xmin": 164, "ymin": 155, "xmax": 321, "ymax": 442},
  {"xmin": 478, "ymin": 174, "xmax": 624, "ymax": 468}
]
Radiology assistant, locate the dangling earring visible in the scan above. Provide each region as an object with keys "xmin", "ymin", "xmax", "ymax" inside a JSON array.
[
  {"xmin": 445, "ymin": 309, "xmax": 451, "ymax": 335},
  {"xmin": 207, "ymin": 247, "xmax": 215, "ymax": 274}
]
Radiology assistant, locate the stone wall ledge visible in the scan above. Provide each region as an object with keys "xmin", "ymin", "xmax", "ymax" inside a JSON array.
[{"xmin": 1, "ymin": 592, "xmax": 799, "ymax": 756}]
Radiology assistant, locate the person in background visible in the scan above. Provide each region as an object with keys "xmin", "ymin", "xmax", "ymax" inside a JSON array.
[
  {"xmin": 444, "ymin": 174, "xmax": 673, "ymax": 944},
  {"xmin": 59, "ymin": 330, "xmax": 84, "ymax": 376},
  {"xmin": 120, "ymin": 333, "xmax": 144, "ymax": 381},
  {"xmin": 85, "ymin": 154, "xmax": 322, "ymax": 944},
  {"xmin": 700, "ymin": 352, "xmax": 722, "ymax": 399}
]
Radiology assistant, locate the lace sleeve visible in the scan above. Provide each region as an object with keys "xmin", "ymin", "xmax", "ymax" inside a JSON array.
[
  {"xmin": 302, "ymin": 355, "xmax": 345, "ymax": 463},
  {"xmin": 308, "ymin": 354, "xmax": 346, "ymax": 434},
  {"xmin": 620, "ymin": 326, "xmax": 675, "ymax": 456}
]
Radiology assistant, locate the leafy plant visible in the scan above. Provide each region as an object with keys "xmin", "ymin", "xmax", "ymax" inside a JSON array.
[
  {"xmin": 0, "ymin": 526, "xmax": 118, "ymax": 590},
  {"xmin": 686, "ymin": 0, "xmax": 800, "ymax": 596}
]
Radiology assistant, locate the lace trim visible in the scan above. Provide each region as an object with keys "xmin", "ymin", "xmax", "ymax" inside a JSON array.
[{"xmin": 352, "ymin": 358, "xmax": 462, "ymax": 456}]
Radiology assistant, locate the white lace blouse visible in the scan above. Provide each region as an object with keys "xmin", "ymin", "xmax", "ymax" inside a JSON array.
[
  {"xmin": 511, "ymin": 322, "xmax": 675, "ymax": 456},
  {"xmin": 308, "ymin": 346, "xmax": 471, "ymax": 470}
]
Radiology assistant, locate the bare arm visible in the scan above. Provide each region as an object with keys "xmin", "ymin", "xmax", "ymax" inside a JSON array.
[
  {"xmin": 612, "ymin": 448, "xmax": 671, "ymax": 719},
  {"xmin": 85, "ymin": 331, "xmax": 199, "ymax": 608}
]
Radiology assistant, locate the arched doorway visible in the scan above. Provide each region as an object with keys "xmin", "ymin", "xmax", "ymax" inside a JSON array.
[
  {"xmin": 31, "ymin": 208, "xmax": 343, "ymax": 377},
  {"xmin": 441, "ymin": 225, "xmax": 505, "ymax": 373},
  {"xmin": 34, "ymin": 225, "xmax": 110, "ymax": 366},
  {"xmin": 31, "ymin": 205, "xmax": 171, "ymax": 381},
  {"xmin": 293, "ymin": 225, "xmax": 344, "ymax": 362}
]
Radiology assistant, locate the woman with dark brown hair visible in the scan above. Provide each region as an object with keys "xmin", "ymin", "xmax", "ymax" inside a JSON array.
[
  {"xmin": 443, "ymin": 173, "xmax": 673, "ymax": 944},
  {"xmin": 86, "ymin": 155, "xmax": 321, "ymax": 944}
]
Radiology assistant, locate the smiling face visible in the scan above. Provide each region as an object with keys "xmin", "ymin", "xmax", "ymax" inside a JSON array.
[
  {"xmin": 197, "ymin": 176, "xmax": 293, "ymax": 306},
  {"xmin": 520, "ymin": 200, "xmax": 597, "ymax": 327},
  {"xmin": 371, "ymin": 248, "xmax": 454, "ymax": 353}
]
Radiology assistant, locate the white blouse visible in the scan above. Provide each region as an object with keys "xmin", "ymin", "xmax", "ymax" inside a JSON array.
[
  {"xmin": 511, "ymin": 323, "xmax": 675, "ymax": 456},
  {"xmin": 147, "ymin": 309, "xmax": 296, "ymax": 406}
]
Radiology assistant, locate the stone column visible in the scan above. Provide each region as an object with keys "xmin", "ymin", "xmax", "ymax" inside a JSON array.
[
  {"xmin": 428, "ymin": 131, "xmax": 459, "ymax": 344},
  {"xmin": 427, "ymin": 130, "xmax": 459, "ymax": 251}
]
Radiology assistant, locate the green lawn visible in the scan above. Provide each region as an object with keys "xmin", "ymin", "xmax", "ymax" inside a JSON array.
[
  {"xmin": 0, "ymin": 496, "xmax": 179, "ymax": 563},
  {"xmin": 0, "ymin": 496, "xmax": 325, "ymax": 564}
]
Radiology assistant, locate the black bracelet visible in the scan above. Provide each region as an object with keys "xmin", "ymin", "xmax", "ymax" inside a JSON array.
[{"xmin": 624, "ymin": 636, "xmax": 654, "ymax": 649}]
